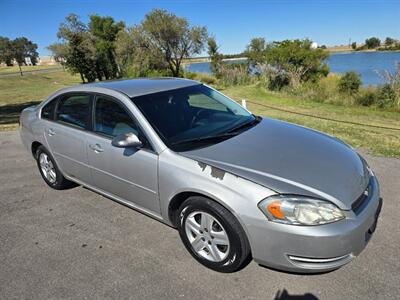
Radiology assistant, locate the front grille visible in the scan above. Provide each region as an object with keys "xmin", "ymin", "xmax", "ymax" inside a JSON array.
[{"xmin": 352, "ymin": 180, "xmax": 372, "ymax": 214}]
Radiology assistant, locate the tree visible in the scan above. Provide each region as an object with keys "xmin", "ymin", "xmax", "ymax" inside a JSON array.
[
  {"xmin": 245, "ymin": 37, "xmax": 267, "ymax": 67},
  {"xmin": 351, "ymin": 42, "xmax": 357, "ymax": 50},
  {"xmin": 11, "ymin": 37, "xmax": 39, "ymax": 76},
  {"xmin": 0, "ymin": 36, "xmax": 14, "ymax": 66},
  {"xmin": 338, "ymin": 71, "xmax": 362, "ymax": 94},
  {"xmin": 141, "ymin": 9, "xmax": 208, "ymax": 77},
  {"xmin": 88, "ymin": 15, "xmax": 125, "ymax": 80},
  {"xmin": 365, "ymin": 37, "xmax": 381, "ymax": 49},
  {"xmin": 49, "ymin": 14, "xmax": 125, "ymax": 82},
  {"xmin": 47, "ymin": 42, "xmax": 68, "ymax": 68},
  {"xmin": 115, "ymin": 25, "xmax": 168, "ymax": 77},
  {"xmin": 385, "ymin": 37, "xmax": 395, "ymax": 46},
  {"xmin": 265, "ymin": 39, "xmax": 329, "ymax": 86},
  {"xmin": 207, "ymin": 37, "xmax": 222, "ymax": 76},
  {"xmin": 50, "ymin": 14, "xmax": 96, "ymax": 82}
]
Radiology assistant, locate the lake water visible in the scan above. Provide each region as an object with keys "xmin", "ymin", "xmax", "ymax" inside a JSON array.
[{"xmin": 185, "ymin": 51, "xmax": 400, "ymax": 86}]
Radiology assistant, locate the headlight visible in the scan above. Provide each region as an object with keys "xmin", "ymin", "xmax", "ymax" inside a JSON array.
[{"xmin": 258, "ymin": 195, "xmax": 345, "ymax": 226}]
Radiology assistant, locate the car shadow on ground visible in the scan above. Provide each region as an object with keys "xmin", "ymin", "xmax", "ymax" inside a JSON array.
[
  {"xmin": 274, "ymin": 289, "xmax": 318, "ymax": 300},
  {"xmin": 0, "ymin": 101, "xmax": 40, "ymax": 125}
]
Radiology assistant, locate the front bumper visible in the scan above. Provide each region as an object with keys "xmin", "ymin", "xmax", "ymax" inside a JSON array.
[{"xmin": 247, "ymin": 176, "xmax": 382, "ymax": 273}]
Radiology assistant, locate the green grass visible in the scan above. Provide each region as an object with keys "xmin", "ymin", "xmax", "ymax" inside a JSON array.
[
  {"xmin": 0, "ymin": 71, "xmax": 81, "ymax": 129},
  {"xmin": 0, "ymin": 64, "xmax": 62, "ymax": 74},
  {"xmin": 0, "ymin": 72, "xmax": 399, "ymax": 157},
  {"xmin": 220, "ymin": 85, "xmax": 400, "ymax": 157}
]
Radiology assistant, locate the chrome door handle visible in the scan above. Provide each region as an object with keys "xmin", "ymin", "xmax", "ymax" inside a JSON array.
[
  {"xmin": 89, "ymin": 143, "xmax": 103, "ymax": 153},
  {"xmin": 48, "ymin": 128, "xmax": 56, "ymax": 136}
]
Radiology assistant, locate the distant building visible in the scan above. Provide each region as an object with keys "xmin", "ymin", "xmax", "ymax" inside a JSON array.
[
  {"xmin": 37, "ymin": 56, "xmax": 57, "ymax": 66},
  {"xmin": 311, "ymin": 42, "xmax": 318, "ymax": 49}
]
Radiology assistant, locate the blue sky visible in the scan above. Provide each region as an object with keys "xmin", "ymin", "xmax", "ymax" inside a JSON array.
[{"xmin": 1, "ymin": 0, "xmax": 399, "ymax": 56}]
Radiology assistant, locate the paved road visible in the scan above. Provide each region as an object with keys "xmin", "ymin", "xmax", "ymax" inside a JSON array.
[
  {"xmin": 0, "ymin": 67, "xmax": 63, "ymax": 77},
  {"xmin": 0, "ymin": 131, "xmax": 399, "ymax": 299}
]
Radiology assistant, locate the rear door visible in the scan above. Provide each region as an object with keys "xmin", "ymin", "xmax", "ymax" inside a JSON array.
[
  {"xmin": 44, "ymin": 93, "xmax": 93, "ymax": 183},
  {"xmin": 85, "ymin": 94, "xmax": 160, "ymax": 214}
]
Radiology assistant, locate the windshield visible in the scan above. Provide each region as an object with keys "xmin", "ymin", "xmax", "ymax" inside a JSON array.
[{"xmin": 132, "ymin": 84, "xmax": 257, "ymax": 151}]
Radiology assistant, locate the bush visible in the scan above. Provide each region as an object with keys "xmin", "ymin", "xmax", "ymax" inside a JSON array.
[
  {"xmin": 356, "ymin": 87, "xmax": 378, "ymax": 106},
  {"xmin": 196, "ymin": 73, "xmax": 216, "ymax": 84},
  {"xmin": 218, "ymin": 64, "xmax": 252, "ymax": 86},
  {"xmin": 257, "ymin": 63, "xmax": 290, "ymax": 91},
  {"xmin": 338, "ymin": 71, "xmax": 362, "ymax": 94},
  {"xmin": 183, "ymin": 71, "xmax": 197, "ymax": 80},
  {"xmin": 377, "ymin": 84, "xmax": 397, "ymax": 108}
]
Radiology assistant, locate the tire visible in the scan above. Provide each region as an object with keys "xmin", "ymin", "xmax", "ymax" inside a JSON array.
[
  {"xmin": 35, "ymin": 145, "xmax": 75, "ymax": 190},
  {"xmin": 177, "ymin": 196, "xmax": 252, "ymax": 273}
]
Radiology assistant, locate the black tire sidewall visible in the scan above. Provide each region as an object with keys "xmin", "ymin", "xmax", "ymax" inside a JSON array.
[{"xmin": 178, "ymin": 196, "xmax": 251, "ymax": 273}]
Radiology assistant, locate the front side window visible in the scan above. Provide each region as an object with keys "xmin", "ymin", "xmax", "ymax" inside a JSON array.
[
  {"xmin": 94, "ymin": 96, "xmax": 139, "ymax": 137},
  {"xmin": 56, "ymin": 94, "xmax": 91, "ymax": 129},
  {"xmin": 133, "ymin": 84, "xmax": 258, "ymax": 151}
]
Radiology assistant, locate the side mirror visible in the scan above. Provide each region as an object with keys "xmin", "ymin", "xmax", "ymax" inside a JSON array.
[{"xmin": 111, "ymin": 132, "xmax": 143, "ymax": 148}]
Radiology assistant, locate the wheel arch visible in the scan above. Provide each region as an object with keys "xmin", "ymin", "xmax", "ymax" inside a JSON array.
[
  {"xmin": 167, "ymin": 190, "xmax": 244, "ymax": 230},
  {"xmin": 31, "ymin": 141, "xmax": 43, "ymax": 158}
]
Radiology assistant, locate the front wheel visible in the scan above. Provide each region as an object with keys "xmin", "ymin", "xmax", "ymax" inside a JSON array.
[{"xmin": 177, "ymin": 196, "xmax": 252, "ymax": 273}]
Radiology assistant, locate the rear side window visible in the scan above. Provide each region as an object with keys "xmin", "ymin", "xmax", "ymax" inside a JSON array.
[
  {"xmin": 41, "ymin": 99, "xmax": 57, "ymax": 120},
  {"xmin": 56, "ymin": 94, "xmax": 91, "ymax": 129}
]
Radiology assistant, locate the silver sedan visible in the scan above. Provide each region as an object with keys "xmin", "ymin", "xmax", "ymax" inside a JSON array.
[{"xmin": 19, "ymin": 78, "xmax": 382, "ymax": 273}]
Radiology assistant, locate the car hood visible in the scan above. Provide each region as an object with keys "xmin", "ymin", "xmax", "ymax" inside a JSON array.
[{"xmin": 180, "ymin": 118, "xmax": 370, "ymax": 210}]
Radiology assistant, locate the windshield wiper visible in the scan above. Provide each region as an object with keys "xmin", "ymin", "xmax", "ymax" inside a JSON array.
[
  {"xmin": 170, "ymin": 132, "xmax": 238, "ymax": 146},
  {"xmin": 227, "ymin": 115, "xmax": 261, "ymax": 133}
]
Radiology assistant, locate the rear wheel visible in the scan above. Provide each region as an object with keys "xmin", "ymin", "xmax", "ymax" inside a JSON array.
[
  {"xmin": 36, "ymin": 146, "xmax": 75, "ymax": 190},
  {"xmin": 177, "ymin": 196, "xmax": 252, "ymax": 273}
]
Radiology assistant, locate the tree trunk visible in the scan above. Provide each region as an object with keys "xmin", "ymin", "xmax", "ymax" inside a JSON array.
[
  {"xmin": 79, "ymin": 72, "xmax": 85, "ymax": 83},
  {"xmin": 18, "ymin": 64, "xmax": 23, "ymax": 76}
]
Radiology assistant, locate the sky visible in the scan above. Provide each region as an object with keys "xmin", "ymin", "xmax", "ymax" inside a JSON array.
[{"xmin": 1, "ymin": 0, "xmax": 399, "ymax": 56}]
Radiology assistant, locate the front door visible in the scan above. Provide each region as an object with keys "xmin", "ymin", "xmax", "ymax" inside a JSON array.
[{"xmin": 86, "ymin": 95, "xmax": 160, "ymax": 214}]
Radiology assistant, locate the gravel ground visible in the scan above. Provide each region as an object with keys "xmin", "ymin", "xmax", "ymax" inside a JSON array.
[{"xmin": 0, "ymin": 130, "xmax": 399, "ymax": 299}]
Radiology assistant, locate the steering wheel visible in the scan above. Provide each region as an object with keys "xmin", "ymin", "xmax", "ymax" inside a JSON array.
[{"xmin": 190, "ymin": 109, "xmax": 209, "ymax": 128}]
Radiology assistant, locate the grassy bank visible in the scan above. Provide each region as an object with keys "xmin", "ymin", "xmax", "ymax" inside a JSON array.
[
  {"xmin": 221, "ymin": 85, "xmax": 400, "ymax": 157},
  {"xmin": 0, "ymin": 71, "xmax": 80, "ymax": 129},
  {"xmin": 0, "ymin": 72, "xmax": 399, "ymax": 157}
]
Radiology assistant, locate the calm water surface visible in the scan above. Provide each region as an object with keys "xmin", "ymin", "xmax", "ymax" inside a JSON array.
[{"xmin": 185, "ymin": 51, "xmax": 400, "ymax": 86}]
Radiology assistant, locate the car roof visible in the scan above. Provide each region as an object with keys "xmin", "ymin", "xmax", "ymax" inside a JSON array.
[{"xmin": 83, "ymin": 77, "xmax": 200, "ymax": 98}]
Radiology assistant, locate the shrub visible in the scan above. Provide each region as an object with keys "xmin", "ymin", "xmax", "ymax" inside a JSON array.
[
  {"xmin": 196, "ymin": 73, "xmax": 216, "ymax": 84},
  {"xmin": 356, "ymin": 87, "xmax": 378, "ymax": 106},
  {"xmin": 218, "ymin": 64, "xmax": 252, "ymax": 86},
  {"xmin": 377, "ymin": 84, "xmax": 397, "ymax": 108},
  {"xmin": 338, "ymin": 71, "xmax": 362, "ymax": 94},
  {"xmin": 257, "ymin": 63, "xmax": 290, "ymax": 91},
  {"xmin": 183, "ymin": 71, "xmax": 197, "ymax": 80}
]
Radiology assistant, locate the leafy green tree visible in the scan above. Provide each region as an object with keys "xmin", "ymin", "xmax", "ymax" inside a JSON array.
[
  {"xmin": 50, "ymin": 14, "xmax": 96, "ymax": 82},
  {"xmin": 207, "ymin": 37, "xmax": 222, "ymax": 76},
  {"xmin": 351, "ymin": 42, "xmax": 357, "ymax": 50},
  {"xmin": 115, "ymin": 25, "xmax": 168, "ymax": 77},
  {"xmin": 385, "ymin": 37, "xmax": 395, "ymax": 46},
  {"xmin": 11, "ymin": 37, "xmax": 39, "ymax": 76},
  {"xmin": 245, "ymin": 37, "xmax": 267, "ymax": 67},
  {"xmin": 265, "ymin": 39, "xmax": 329, "ymax": 86},
  {"xmin": 338, "ymin": 71, "xmax": 362, "ymax": 94},
  {"xmin": 0, "ymin": 36, "xmax": 14, "ymax": 66},
  {"xmin": 142, "ymin": 9, "xmax": 208, "ymax": 77},
  {"xmin": 88, "ymin": 15, "xmax": 125, "ymax": 80},
  {"xmin": 365, "ymin": 37, "xmax": 381, "ymax": 49}
]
